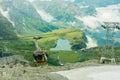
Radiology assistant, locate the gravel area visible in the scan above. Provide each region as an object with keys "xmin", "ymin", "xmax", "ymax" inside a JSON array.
[{"xmin": 0, "ymin": 58, "xmax": 118, "ymax": 80}]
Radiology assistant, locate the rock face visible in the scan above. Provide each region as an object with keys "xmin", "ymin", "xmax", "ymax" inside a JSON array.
[
  {"xmin": 0, "ymin": 68, "xmax": 68, "ymax": 80},
  {"xmin": 0, "ymin": 63, "xmax": 69, "ymax": 80},
  {"xmin": 0, "ymin": 55, "xmax": 29, "ymax": 67}
]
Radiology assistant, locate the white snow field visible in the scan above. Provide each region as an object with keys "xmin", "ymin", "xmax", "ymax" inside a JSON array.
[{"xmin": 55, "ymin": 65, "xmax": 120, "ymax": 80}]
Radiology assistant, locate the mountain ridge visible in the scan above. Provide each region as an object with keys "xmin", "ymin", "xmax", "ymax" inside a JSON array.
[{"xmin": 0, "ymin": 0, "xmax": 120, "ymax": 46}]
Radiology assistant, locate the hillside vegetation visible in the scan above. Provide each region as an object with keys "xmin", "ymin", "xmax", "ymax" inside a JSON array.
[
  {"xmin": 1, "ymin": 28, "xmax": 120, "ymax": 65},
  {"xmin": 0, "ymin": 28, "xmax": 86, "ymax": 65},
  {"xmin": 78, "ymin": 47, "xmax": 120, "ymax": 63},
  {"xmin": 38, "ymin": 28, "xmax": 87, "ymax": 50}
]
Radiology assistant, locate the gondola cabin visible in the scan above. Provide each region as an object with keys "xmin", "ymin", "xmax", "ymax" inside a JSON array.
[{"xmin": 33, "ymin": 50, "xmax": 48, "ymax": 64}]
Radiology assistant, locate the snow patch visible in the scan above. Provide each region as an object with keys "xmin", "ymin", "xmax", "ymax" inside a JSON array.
[
  {"xmin": 23, "ymin": 22, "xmax": 25, "ymax": 26},
  {"xmin": 96, "ymin": 4, "xmax": 120, "ymax": 23},
  {"xmin": 37, "ymin": 9, "xmax": 54, "ymax": 22},
  {"xmin": 79, "ymin": 5, "xmax": 89, "ymax": 8},
  {"xmin": 23, "ymin": 27, "xmax": 27, "ymax": 32},
  {"xmin": 86, "ymin": 35, "xmax": 97, "ymax": 48},
  {"xmin": 0, "ymin": 8, "xmax": 15, "ymax": 27},
  {"xmin": 76, "ymin": 4, "xmax": 120, "ymax": 29},
  {"xmin": 67, "ymin": 21, "xmax": 76, "ymax": 26},
  {"xmin": 76, "ymin": 16, "xmax": 99, "ymax": 29},
  {"xmin": 89, "ymin": 71, "xmax": 120, "ymax": 80},
  {"xmin": 33, "ymin": 5, "xmax": 54, "ymax": 22},
  {"xmin": 0, "ymin": 0, "xmax": 2, "ymax": 3},
  {"xmin": 23, "ymin": 19, "xmax": 26, "ymax": 26},
  {"xmin": 55, "ymin": 66, "xmax": 120, "ymax": 80}
]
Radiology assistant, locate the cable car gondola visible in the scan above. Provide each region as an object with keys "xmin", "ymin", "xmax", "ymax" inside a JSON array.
[
  {"xmin": 32, "ymin": 36, "xmax": 48, "ymax": 64},
  {"xmin": 33, "ymin": 50, "xmax": 48, "ymax": 64}
]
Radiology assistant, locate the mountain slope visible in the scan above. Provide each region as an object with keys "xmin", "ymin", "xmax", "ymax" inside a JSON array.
[
  {"xmin": 0, "ymin": 0, "xmax": 58, "ymax": 35},
  {"xmin": 0, "ymin": 14, "xmax": 17, "ymax": 39},
  {"xmin": 0, "ymin": 0, "xmax": 120, "ymax": 46},
  {"xmin": 32, "ymin": 0, "xmax": 120, "ymax": 47},
  {"xmin": 32, "ymin": 0, "xmax": 96, "ymax": 26}
]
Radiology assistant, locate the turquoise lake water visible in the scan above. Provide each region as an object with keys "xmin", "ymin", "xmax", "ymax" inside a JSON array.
[{"xmin": 50, "ymin": 38, "xmax": 72, "ymax": 51}]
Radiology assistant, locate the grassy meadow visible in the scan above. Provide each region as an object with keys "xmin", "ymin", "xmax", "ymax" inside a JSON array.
[{"xmin": 0, "ymin": 28, "xmax": 120, "ymax": 65}]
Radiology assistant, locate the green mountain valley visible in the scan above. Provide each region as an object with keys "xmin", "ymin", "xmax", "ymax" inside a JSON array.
[{"xmin": 0, "ymin": 0, "xmax": 120, "ymax": 80}]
